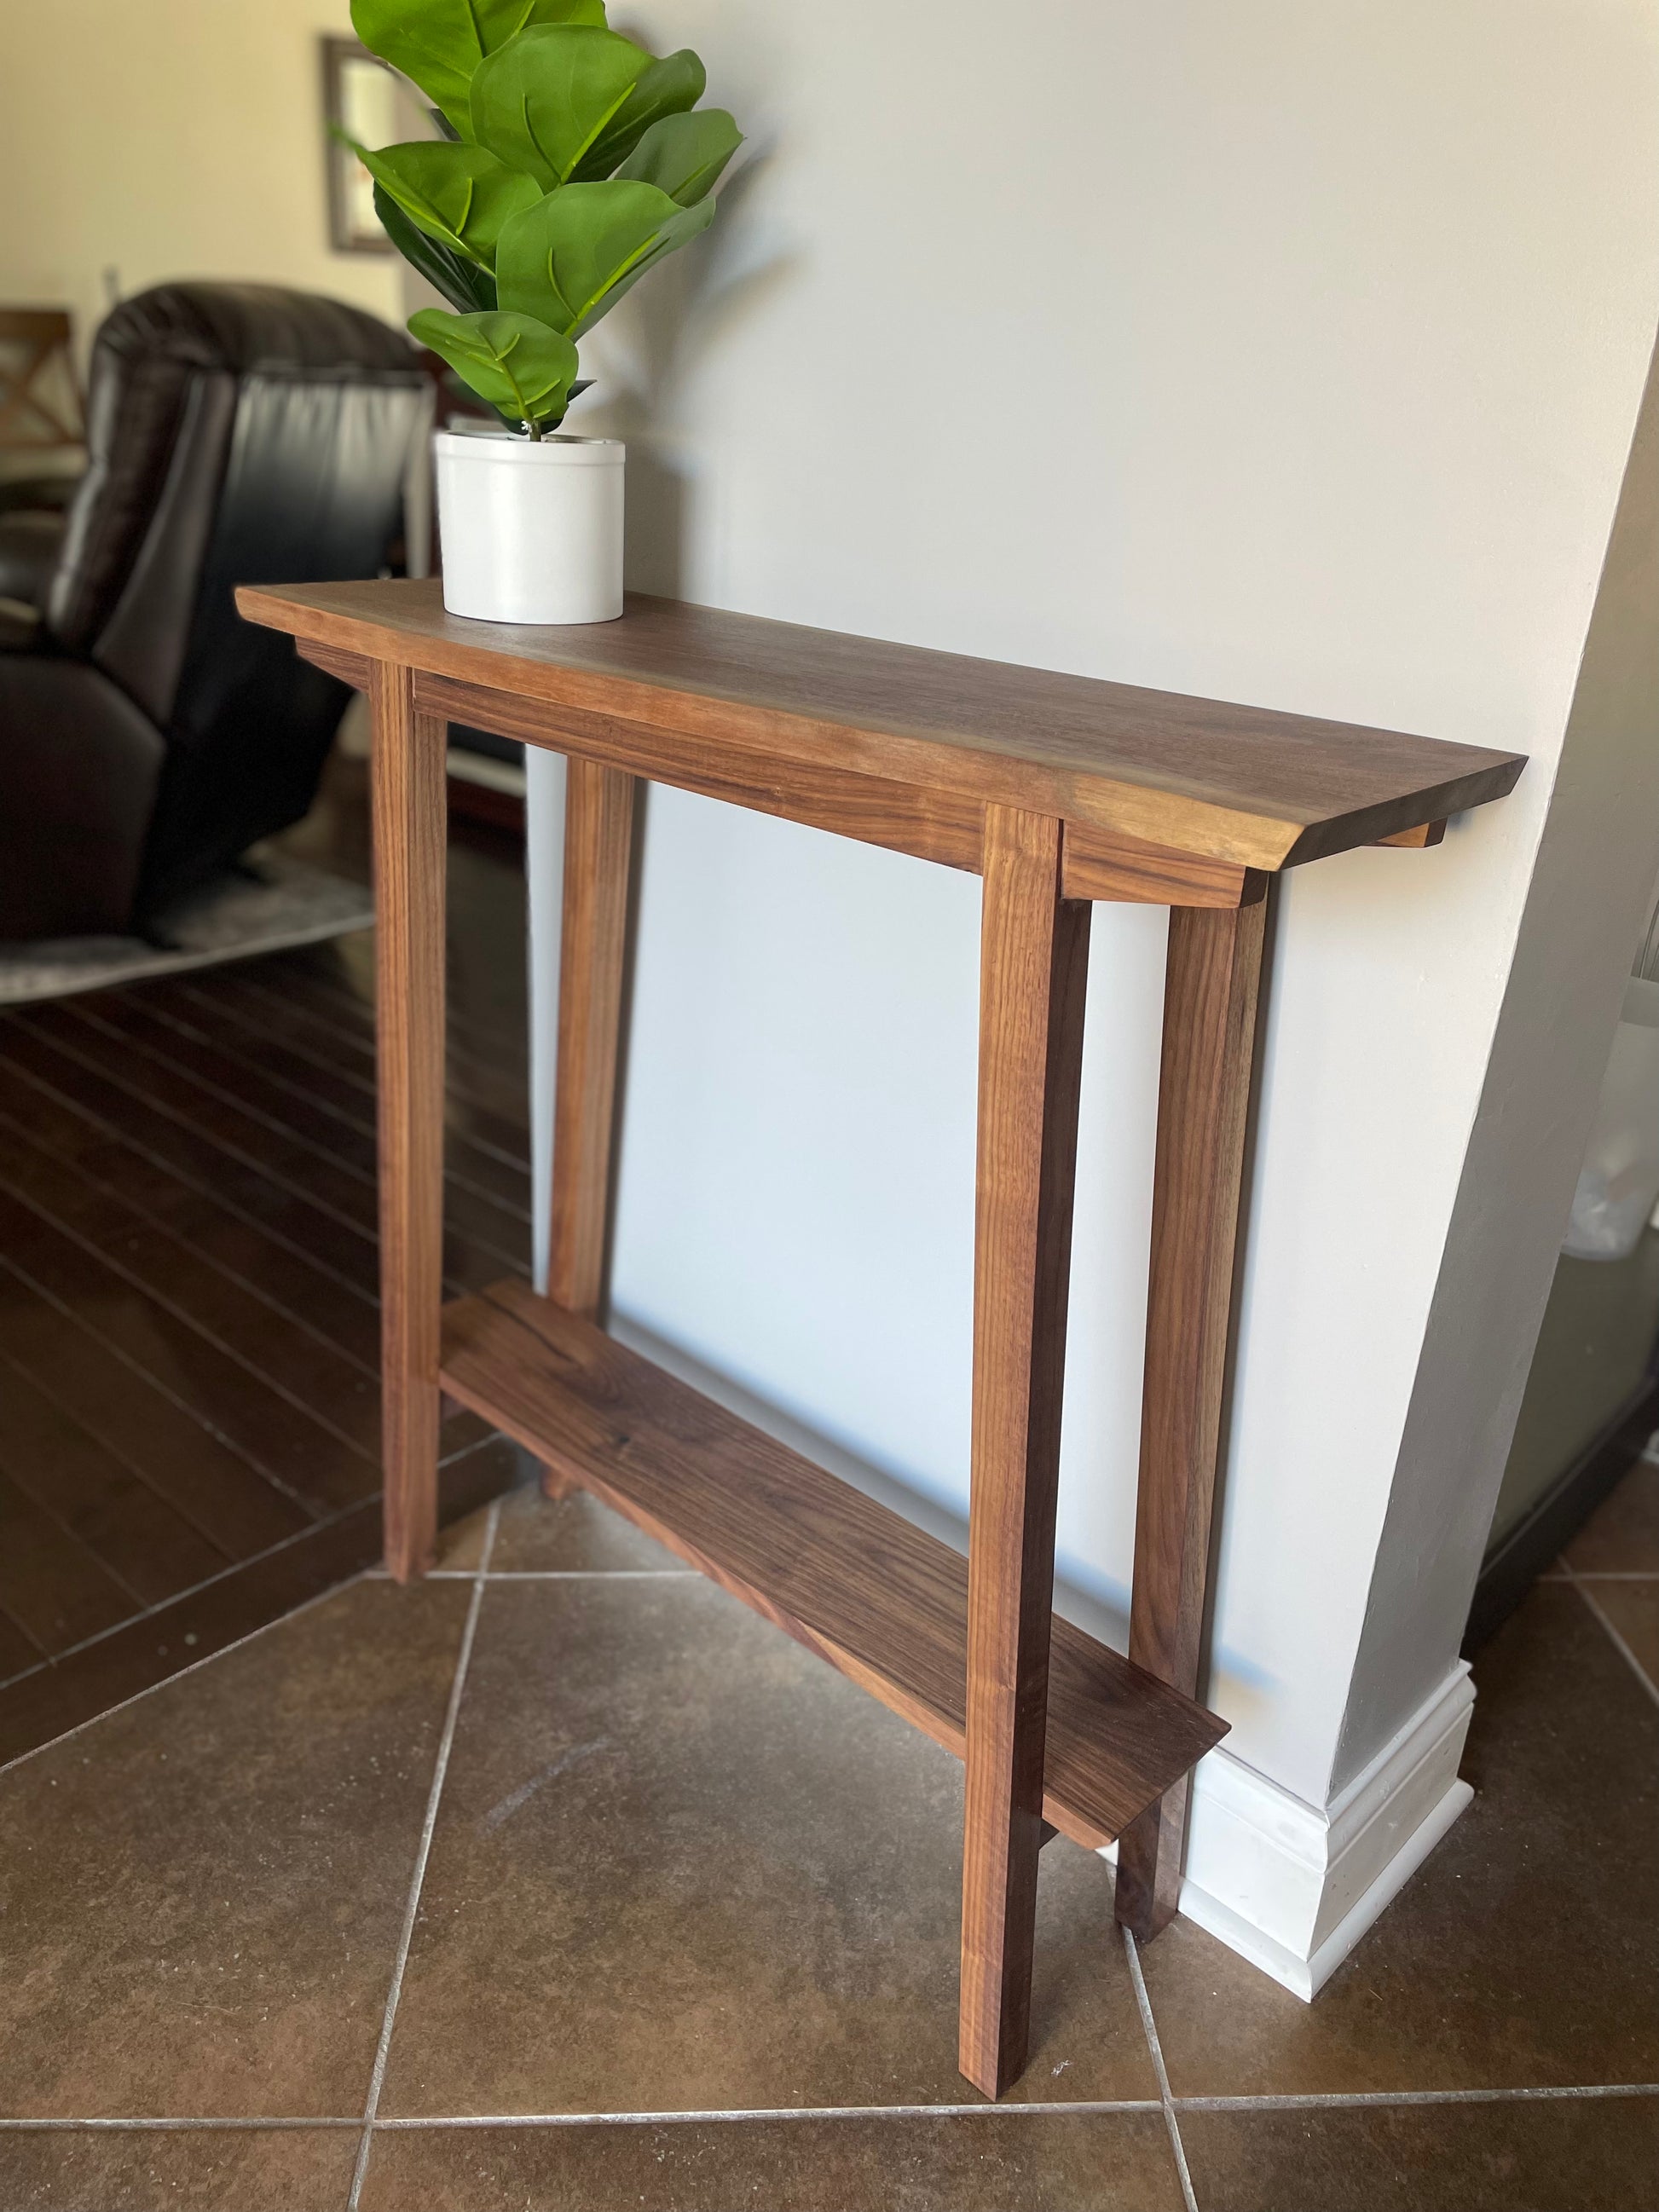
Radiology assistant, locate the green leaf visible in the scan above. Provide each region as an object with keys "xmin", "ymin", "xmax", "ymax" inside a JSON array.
[
  {"xmin": 470, "ymin": 26, "xmax": 652, "ymax": 190},
  {"xmin": 407, "ymin": 309, "xmax": 579, "ymax": 424},
  {"xmin": 571, "ymin": 49, "xmax": 706, "ymax": 182},
  {"xmin": 350, "ymin": 0, "xmax": 609, "ymax": 139},
  {"xmin": 497, "ymin": 177, "xmax": 714, "ymax": 339},
  {"xmin": 374, "ymin": 183, "xmax": 496, "ymax": 312},
  {"xmin": 358, "ymin": 141, "xmax": 543, "ymax": 268},
  {"xmin": 614, "ymin": 108, "xmax": 742, "ymax": 206}
]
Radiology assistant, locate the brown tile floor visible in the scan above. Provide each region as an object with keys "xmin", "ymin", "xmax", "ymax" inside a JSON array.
[{"xmin": 1, "ymin": 1466, "xmax": 1656, "ymax": 2211}]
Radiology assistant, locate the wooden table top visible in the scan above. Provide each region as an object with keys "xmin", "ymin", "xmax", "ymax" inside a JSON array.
[{"xmin": 238, "ymin": 578, "xmax": 1524, "ymax": 869}]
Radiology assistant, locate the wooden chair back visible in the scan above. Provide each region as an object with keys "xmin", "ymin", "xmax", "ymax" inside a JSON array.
[{"xmin": 0, "ymin": 309, "xmax": 84, "ymax": 450}]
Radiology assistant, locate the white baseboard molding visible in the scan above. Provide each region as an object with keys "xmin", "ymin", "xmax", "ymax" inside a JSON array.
[
  {"xmin": 1106, "ymin": 1664, "xmax": 1476, "ymax": 2001},
  {"xmin": 1175, "ymin": 1773, "xmax": 1472, "ymax": 2000}
]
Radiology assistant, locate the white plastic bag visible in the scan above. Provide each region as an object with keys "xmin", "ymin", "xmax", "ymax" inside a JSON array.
[{"xmin": 1564, "ymin": 973, "xmax": 1659, "ymax": 1261}]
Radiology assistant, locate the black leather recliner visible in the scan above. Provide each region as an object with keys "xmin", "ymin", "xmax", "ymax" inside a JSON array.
[{"xmin": 0, "ymin": 283, "xmax": 427, "ymax": 942}]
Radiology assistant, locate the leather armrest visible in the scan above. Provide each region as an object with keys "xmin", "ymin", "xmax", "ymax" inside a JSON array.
[
  {"xmin": 0, "ymin": 510, "xmax": 67, "ymax": 613},
  {"xmin": 0, "ymin": 651, "xmax": 165, "ymax": 937},
  {"xmin": 0, "ymin": 599, "xmax": 41, "ymax": 650}
]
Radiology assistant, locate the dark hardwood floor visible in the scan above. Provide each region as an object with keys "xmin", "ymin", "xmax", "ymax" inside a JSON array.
[{"xmin": 0, "ymin": 759, "xmax": 531, "ymax": 1766}]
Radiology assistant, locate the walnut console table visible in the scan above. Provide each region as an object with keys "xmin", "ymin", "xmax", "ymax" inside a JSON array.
[{"xmin": 239, "ymin": 576, "xmax": 1523, "ymax": 2097}]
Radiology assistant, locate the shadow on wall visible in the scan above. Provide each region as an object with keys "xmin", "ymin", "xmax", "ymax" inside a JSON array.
[
  {"xmin": 611, "ymin": 1306, "xmax": 1139, "ymax": 1663},
  {"xmin": 571, "ymin": 153, "xmax": 795, "ymax": 598}
]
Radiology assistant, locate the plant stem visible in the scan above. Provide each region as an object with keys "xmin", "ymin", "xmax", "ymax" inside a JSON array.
[{"xmin": 523, "ymin": 417, "xmax": 544, "ymax": 442}]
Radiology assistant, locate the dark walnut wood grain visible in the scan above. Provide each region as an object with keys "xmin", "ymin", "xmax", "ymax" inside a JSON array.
[
  {"xmin": 297, "ymin": 638, "xmax": 372, "ymax": 690},
  {"xmin": 542, "ymin": 757, "xmax": 636, "ymax": 1501},
  {"xmin": 960, "ymin": 807, "xmax": 1091, "ymax": 2098},
  {"xmin": 417, "ymin": 671, "xmax": 988, "ymax": 875},
  {"xmin": 1375, "ymin": 819, "xmax": 1448, "ymax": 848},
  {"xmin": 1115, "ymin": 897, "xmax": 1269, "ymax": 1941},
  {"xmin": 438, "ymin": 1279, "xmax": 1227, "ymax": 1851},
  {"xmin": 547, "ymin": 759, "xmax": 635, "ymax": 1317},
  {"xmin": 234, "ymin": 575, "xmax": 1527, "ymax": 2099},
  {"xmin": 369, "ymin": 662, "xmax": 449, "ymax": 1583},
  {"xmin": 240, "ymin": 578, "xmax": 1524, "ymax": 872},
  {"xmin": 1061, "ymin": 820, "xmax": 1268, "ymax": 909}
]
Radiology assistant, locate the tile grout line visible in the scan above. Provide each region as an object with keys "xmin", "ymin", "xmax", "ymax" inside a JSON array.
[
  {"xmin": 1122, "ymin": 1926, "xmax": 1199, "ymax": 2212},
  {"xmin": 0, "ymin": 2119, "xmax": 367, "ymax": 2134},
  {"xmin": 4, "ymin": 2085, "xmax": 1658, "ymax": 2134},
  {"xmin": 1171, "ymin": 2083, "xmax": 1659, "ymax": 2111},
  {"xmin": 365, "ymin": 1568, "xmax": 701, "ymax": 1582},
  {"xmin": 347, "ymin": 1499, "xmax": 503, "ymax": 2211},
  {"xmin": 0, "ymin": 1574, "xmax": 358, "ymax": 1782},
  {"xmin": 373, "ymin": 2083, "xmax": 1659, "ymax": 2122},
  {"xmin": 1561, "ymin": 1560, "xmax": 1659, "ymax": 1712},
  {"xmin": 0, "ymin": 1430, "xmax": 510, "ymax": 1730}
]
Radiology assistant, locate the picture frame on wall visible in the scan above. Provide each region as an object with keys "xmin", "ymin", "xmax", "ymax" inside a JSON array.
[{"xmin": 321, "ymin": 36, "xmax": 432, "ymax": 255}]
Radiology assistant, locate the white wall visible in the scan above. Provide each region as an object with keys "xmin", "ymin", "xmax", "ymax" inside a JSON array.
[
  {"xmin": 1338, "ymin": 340, "xmax": 1659, "ymax": 1779},
  {"xmin": 529, "ymin": 0, "xmax": 1659, "ymax": 1856},
  {"xmin": 0, "ymin": 0, "xmax": 402, "ymax": 352}
]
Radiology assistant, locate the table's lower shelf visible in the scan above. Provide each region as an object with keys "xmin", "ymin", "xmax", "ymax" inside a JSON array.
[{"xmin": 441, "ymin": 1281, "xmax": 1227, "ymax": 1850}]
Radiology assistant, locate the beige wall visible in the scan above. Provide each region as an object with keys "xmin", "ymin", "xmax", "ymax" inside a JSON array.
[{"xmin": 0, "ymin": 0, "xmax": 403, "ymax": 360}]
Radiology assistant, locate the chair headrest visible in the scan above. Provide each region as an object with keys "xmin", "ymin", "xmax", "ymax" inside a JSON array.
[
  {"xmin": 95, "ymin": 282, "xmax": 419, "ymax": 379},
  {"xmin": 43, "ymin": 282, "xmax": 423, "ymax": 673}
]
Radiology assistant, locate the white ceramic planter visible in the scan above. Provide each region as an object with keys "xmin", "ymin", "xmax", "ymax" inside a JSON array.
[{"xmin": 434, "ymin": 426, "xmax": 625, "ymax": 626}]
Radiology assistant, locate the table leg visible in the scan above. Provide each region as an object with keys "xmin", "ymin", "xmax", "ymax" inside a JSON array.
[
  {"xmin": 960, "ymin": 806, "xmax": 1091, "ymax": 2098},
  {"xmin": 1115, "ymin": 894, "xmax": 1268, "ymax": 1939},
  {"xmin": 542, "ymin": 759, "xmax": 637, "ymax": 1495},
  {"xmin": 370, "ymin": 661, "xmax": 449, "ymax": 1583}
]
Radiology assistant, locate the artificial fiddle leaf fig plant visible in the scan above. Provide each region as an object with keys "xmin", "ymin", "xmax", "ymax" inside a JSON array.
[
  {"xmin": 468, "ymin": 26, "xmax": 656, "ymax": 189},
  {"xmin": 494, "ymin": 180, "xmax": 716, "ymax": 339},
  {"xmin": 412, "ymin": 311, "xmax": 581, "ymax": 428},
  {"xmin": 615, "ymin": 108, "xmax": 745, "ymax": 206},
  {"xmin": 359, "ymin": 140, "xmax": 544, "ymax": 266},
  {"xmin": 574, "ymin": 47, "xmax": 708, "ymax": 179},
  {"xmin": 350, "ymin": 0, "xmax": 609, "ymax": 142},
  {"xmin": 350, "ymin": 0, "xmax": 741, "ymax": 436}
]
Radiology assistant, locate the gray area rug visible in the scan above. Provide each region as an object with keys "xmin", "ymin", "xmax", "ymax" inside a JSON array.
[{"xmin": 0, "ymin": 854, "xmax": 374, "ymax": 1006}]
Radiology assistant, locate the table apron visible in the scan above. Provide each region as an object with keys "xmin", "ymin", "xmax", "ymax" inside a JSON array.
[{"xmin": 417, "ymin": 666, "xmax": 986, "ymax": 872}]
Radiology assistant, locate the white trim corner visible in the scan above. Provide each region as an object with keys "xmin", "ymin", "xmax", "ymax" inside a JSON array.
[{"xmin": 1105, "ymin": 1665, "xmax": 1476, "ymax": 2001}]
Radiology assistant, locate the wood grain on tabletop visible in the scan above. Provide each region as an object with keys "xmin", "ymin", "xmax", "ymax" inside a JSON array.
[{"xmin": 246, "ymin": 577, "xmax": 1525, "ymax": 869}]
